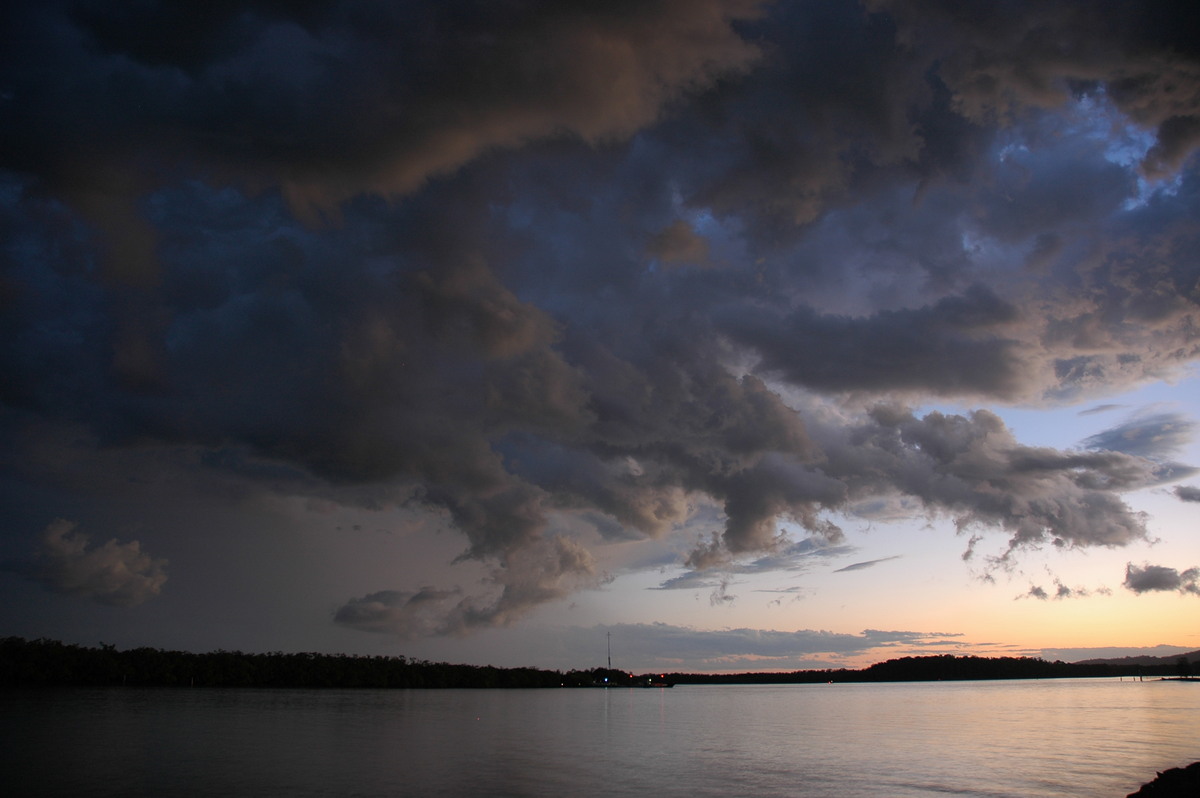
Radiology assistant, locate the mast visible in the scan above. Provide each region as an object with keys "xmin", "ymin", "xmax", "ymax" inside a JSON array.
[{"xmin": 607, "ymin": 631, "xmax": 612, "ymax": 670}]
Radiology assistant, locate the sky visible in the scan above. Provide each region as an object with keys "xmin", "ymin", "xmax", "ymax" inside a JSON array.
[{"xmin": 1, "ymin": 0, "xmax": 1199, "ymax": 674}]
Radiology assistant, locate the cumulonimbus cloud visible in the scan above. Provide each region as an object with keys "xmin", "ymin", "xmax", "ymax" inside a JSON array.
[
  {"xmin": 2, "ymin": 0, "xmax": 764, "ymax": 279},
  {"xmin": 1, "ymin": 0, "xmax": 1198, "ymax": 639}
]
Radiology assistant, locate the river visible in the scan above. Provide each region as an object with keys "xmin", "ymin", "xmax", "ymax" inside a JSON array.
[{"xmin": 3, "ymin": 678, "xmax": 1197, "ymax": 796}]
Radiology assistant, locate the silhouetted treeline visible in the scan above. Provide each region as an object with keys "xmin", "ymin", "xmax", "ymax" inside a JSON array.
[
  {"xmin": 2, "ymin": 638, "xmax": 1192, "ymax": 688},
  {"xmin": 0, "ymin": 637, "xmax": 573, "ymax": 688}
]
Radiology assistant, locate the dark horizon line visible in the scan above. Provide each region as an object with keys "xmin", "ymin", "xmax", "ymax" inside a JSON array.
[{"xmin": 3, "ymin": 636, "xmax": 1198, "ymax": 689}]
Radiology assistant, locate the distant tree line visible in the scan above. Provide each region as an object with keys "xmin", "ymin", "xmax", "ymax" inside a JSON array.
[
  {"xmin": 665, "ymin": 654, "xmax": 1193, "ymax": 684},
  {"xmin": 0, "ymin": 637, "xmax": 571, "ymax": 688},
  {"xmin": 1, "ymin": 638, "xmax": 1192, "ymax": 689}
]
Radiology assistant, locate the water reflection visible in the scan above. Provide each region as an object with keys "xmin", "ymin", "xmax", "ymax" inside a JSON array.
[{"xmin": 3, "ymin": 679, "xmax": 1195, "ymax": 797}]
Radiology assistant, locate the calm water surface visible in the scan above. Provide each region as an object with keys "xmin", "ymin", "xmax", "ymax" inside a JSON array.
[{"xmin": 3, "ymin": 679, "xmax": 1197, "ymax": 797}]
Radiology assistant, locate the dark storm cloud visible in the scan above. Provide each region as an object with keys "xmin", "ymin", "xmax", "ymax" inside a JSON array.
[
  {"xmin": 819, "ymin": 407, "xmax": 1164, "ymax": 557},
  {"xmin": 646, "ymin": 220, "xmax": 712, "ymax": 267},
  {"xmin": 721, "ymin": 286, "xmax": 1027, "ymax": 399},
  {"xmin": 3, "ymin": 1, "xmax": 1200, "ymax": 637},
  {"xmin": 333, "ymin": 587, "xmax": 466, "ymax": 638},
  {"xmin": 869, "ymin": 0, "xmax": 1200, "ymax": 170},
  {"xmin": 1174, "ymin": 485, "xmax": 1200, "ymax": 503},
  {"xmin": 4, "ymin": 519, "xmax": 168, "ymax": 607},
  {"xmin": 1, "ymin": 0, "xmax": 762, "ymax": 220},
  {"xmin": 1123, "ymin": 562, "xmax": 1200, "ymax": 596}
]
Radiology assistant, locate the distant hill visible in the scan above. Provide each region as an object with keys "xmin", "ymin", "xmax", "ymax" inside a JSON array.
[
  {"xmin": 2, "ymin": 637, "xmax": 1197, "ymax": 688},
  {"xmin": 1073, "ymin": 649, "xmax": 1200, "ymax": 667}
]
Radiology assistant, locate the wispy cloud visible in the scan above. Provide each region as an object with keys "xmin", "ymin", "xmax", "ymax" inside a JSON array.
[
  {"xmin": 1082, "ymin": 411, "xmax": 1197, "ymax": 459},
  {"xmin": 1078, "ymin": 404, "xmax": 1126, "ymax": 416},
  {"xmin": 834, "ymin": 555, "xmax": 902, "ymax": 573},
  {"xmin": 654, "ymin": 537, "xmax": 854, "ymax": 599},
  {"xmin": 1017, "ymin": 579, "xmax": 1110, "ymax": 601}
]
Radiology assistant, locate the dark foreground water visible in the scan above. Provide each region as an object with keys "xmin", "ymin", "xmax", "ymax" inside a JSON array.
[{"xmin": 3, "ymin": 679, "xmax": 1197, "ymax": 797}]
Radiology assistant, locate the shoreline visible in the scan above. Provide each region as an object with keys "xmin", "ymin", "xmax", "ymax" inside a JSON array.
[{"xmin": 1128, "ymin": 761, "xmax": 1200, "ymax": 796}]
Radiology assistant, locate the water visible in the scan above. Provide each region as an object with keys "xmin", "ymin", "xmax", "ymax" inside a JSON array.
[{"xmin": 3, "ymin": 679, "xmax": 1197, "ymax": 797}]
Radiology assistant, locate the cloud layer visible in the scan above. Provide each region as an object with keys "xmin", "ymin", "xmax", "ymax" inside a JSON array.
[
  {"xmin": 1, "ymin": 1, "xmax": 1198, "ymax": 635},
  {"xmin": 542, "ymin": 622, "xmax": 961, "ymax": 671}
]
